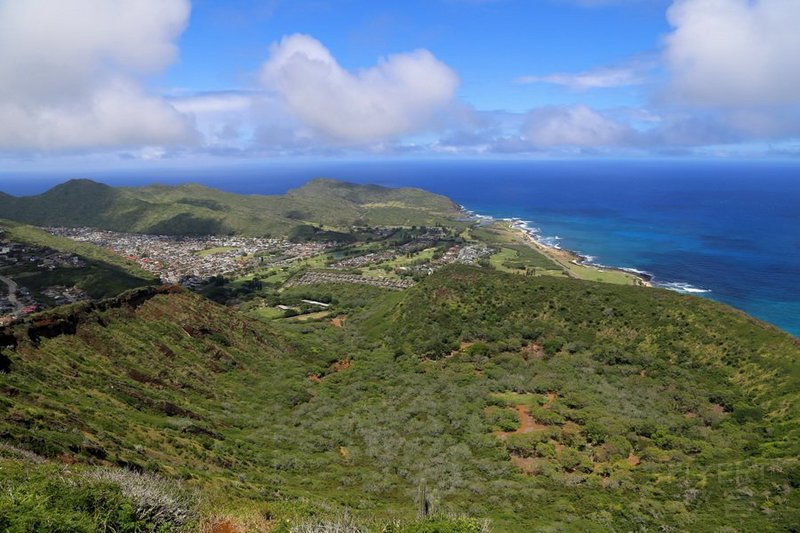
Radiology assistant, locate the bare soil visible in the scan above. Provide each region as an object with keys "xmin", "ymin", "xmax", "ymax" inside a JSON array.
[{"xmin": 496, "ymin": 405, "xmax": 548, "ymax": 440}]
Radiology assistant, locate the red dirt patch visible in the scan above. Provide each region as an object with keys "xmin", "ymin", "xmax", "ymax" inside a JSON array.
[
  {"xmin": 516, "ymin": 405, "xmax": 548, "ymax": 433},
  {"xmin": 711, "ymin": 403, "xmax": 727, "ymax": 415},
  {"xmin": 330, "ymin": 315, "xmax": 347, "ymax": 328},
  {"xmin": 206, "ymin": 521, "xmax": 240, "ymax": 533},
  {"xmin": 555, "ymin": 443, "xmax": 565, "ymax": 456},
  {"xmin": 331, "ymin": 359, "xmax": 351, "ymax": 372},
  {"xmin": 307, "ymin": 374, "xmax": 322, "ymax": 383},
  {"xmin": 496, "ymin": 405, "xmax": 549, "ymax": 440},
  {"xmin": 627, "ymin": 453, "xmax": 641, "ymax": 466}
]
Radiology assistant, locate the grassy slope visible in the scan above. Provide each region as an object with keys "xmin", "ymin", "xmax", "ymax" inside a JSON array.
[
  {"xmin": 0, "ymin": 268, "xmax": 798, "ymax": 530},
  {"xmin": 0, "ymin": 178, "xmax": 464, "ymax": 237}
]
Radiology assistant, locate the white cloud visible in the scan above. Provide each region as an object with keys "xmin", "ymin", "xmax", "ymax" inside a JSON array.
[
  {"xmin": 259, "ymin": 34, "xmax": 459, "ymax": 142},
  {"xmin": 523, "ymin": 105, "xmax": 633, "ymax": 147},
  {"xmin": 665, "ymin": 0, "xmax": 800, "ymax": 106},
  {"xmin": 0, "ymin": 0, "xmax": 194, "ymax": 151},
  {"xmin": 517, "ymin": 65, "xmax": 647, "ymax": 91}
]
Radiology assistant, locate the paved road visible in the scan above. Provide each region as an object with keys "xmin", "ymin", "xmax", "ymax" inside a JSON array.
[{"xmin": 0, "ymin": 274, "xmax": 22, "ymax": 315}]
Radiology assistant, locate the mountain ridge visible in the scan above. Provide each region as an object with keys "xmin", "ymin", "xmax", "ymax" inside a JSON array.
[{"xmin": 0, "ymin": 178, "xmax": 464, "ymax": 237}]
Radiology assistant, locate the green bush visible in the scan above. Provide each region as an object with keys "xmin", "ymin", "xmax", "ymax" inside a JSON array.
[
  {"xmin": 529, "ymin": 406, "xmax": 565, "ymax": 426},
  {"xmin": 535, "ymin": 442, "xmax": 557, "ymax": 459},
  {"xmin": 483, "ymin": 407, "xmax": 519, "ymax": 432},
  {"xmin": 505, "ymin": 432, "xmax": 551, "ymax": 457},
  {"xmin": 558, "ymin": 447, "xmax": 593, "ymax": 473}
]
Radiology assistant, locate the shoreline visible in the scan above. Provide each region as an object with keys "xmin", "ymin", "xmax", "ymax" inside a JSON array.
[
  {"xmin": 460, "ymin": 205, "xmax": 661, "ymax": 288},
  {"xmin": 505, "ymin": 218, "xmax": 653, "ymax": 288}
]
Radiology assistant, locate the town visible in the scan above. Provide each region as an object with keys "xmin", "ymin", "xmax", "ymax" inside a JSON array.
[
  {"xmin": 0, "ymin": 225, "xmax": 495, "ymax": 324},
  {"xmin": 46, "ymin": 227, "xmax": 333, "ymax": 284}
]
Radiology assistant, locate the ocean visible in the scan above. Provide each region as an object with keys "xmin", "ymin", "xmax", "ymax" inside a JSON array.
[{"xmin": 2, "ymin": 159, "xmax": 798, "ymax": 337}]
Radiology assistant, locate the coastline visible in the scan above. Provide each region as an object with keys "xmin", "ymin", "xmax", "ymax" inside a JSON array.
[
  {"xmin": 460, "ymin": 205, "xmax": 654, "ymax": 288},
  {"xmin": 506, "ymin": 218, "xmax": 653, "ymax": 288}
]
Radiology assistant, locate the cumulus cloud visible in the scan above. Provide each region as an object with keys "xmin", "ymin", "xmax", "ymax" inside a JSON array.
[
  {"xmin": 665, "ymin": 0, "xmax": 800, "ymax": 106},
  {"xmin": 259, "ymin": 34, "xmax": 459, "ymax": 142},
  {"xmin": 0, "ymin": 0, "xmax": 194, "ymax": 151},
  {"xmin": 522, "ymin": 106, "xmax": 633, "ymax": 147}
]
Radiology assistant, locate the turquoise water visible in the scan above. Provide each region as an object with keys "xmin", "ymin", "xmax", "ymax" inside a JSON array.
[{"xmin": 2, "ymin": 159, "xmax": 798, "ymax": 336}]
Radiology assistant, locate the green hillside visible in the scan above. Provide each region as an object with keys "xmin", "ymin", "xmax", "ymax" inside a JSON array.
[
  {"xmin": 0, "ymin": 178, "xmax": 464, "ymax": 236},
  {"xmin": 1, "ymin": 267, "xmax": 798, "ymax": 530}
]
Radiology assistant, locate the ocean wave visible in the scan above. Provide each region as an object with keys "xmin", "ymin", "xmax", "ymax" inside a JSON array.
[
  {"xmin": 655, "ymin": 281, "xmax": 711, "ymax": 294},
  {"xmin": 620, "ymin": 267, "xmax": 653, "ymax": 276}
]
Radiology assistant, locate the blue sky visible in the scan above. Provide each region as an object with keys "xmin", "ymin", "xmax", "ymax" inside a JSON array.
[
  {"xmin": 165, "ymin": 0, "xmax": 669, "ymax": 110},
  {"xmin": 0, "ymin": 0, "xmax": 798, "ymax": 168}
]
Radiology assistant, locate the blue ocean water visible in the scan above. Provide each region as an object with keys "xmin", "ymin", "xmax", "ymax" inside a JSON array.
[{"xmin": 1, "ymin": 160, "xmax": 798, "ymax": 336}]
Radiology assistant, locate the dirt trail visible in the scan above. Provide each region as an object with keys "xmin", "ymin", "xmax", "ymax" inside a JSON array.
[{"xmin": 330, "ymin": 315, "xmax": 347, "ymax": 328}]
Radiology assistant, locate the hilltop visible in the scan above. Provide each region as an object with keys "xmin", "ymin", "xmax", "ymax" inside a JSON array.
[
  {"xmin": 1, "ymin": 266, "xmax": 798, "ymax": 530},
  {"xmin": 0, "ymin": 178, "xmax": 464, "ymax": 237}
]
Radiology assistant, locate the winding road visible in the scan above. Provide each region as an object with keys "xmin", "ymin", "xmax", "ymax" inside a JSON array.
[{"xmin": 0, "ymin": 274, "xmax": 22, "ymax": 315}]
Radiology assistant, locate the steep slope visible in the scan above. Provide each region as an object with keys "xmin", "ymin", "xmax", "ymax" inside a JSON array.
[
  {"xmin": 0, "ymin": 178, "xmax": 465, "ymax": 236},
  {"xmin": 1, "ymin": 268, "xmax": 798, "ymax": 530}
]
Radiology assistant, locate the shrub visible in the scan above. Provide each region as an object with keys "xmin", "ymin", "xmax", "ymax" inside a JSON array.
[
  {"xmin": 483, "ymin": 407, "xmax": 519, "ymax": 432},
  {"xmin": 558, "ymin": 447, "xmax": 593, "ymax": 473},
  {"xmin": 86, "ymin": 468, "xmax": 198, "ymax": 529},
  {"xmin": 535, "ymin": 442, "xmax": 557, "ymax": 459},
  {"xmin": 583, "ymin": 420, "xmax": 609, "ymax": 444},
  {"xmin": 505, "ymin": 433, "xmax": 550, "ymax": 457},
  {"xmin": 542, "ymin": 338, "xmax": 565, "ymax": 357},
  {"xmin": 593, "ymin": 436, "xmax": 632, "ymax": 463},
  {"xmin": 732, "ymin": 403, "xmax": 765, "ymax": 423},
  {"xmin": 529, "ymin": 406, "xmax": 565, "ymax": 426}
]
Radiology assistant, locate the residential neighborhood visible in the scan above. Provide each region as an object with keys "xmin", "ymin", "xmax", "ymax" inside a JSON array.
[
  {"xmin": 47, "ymin": 227, "xmax": 333, "ymax": 283},
  {"xmin": 0, "ymin": 231, "xmax": 89, "ymax": 323}
]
